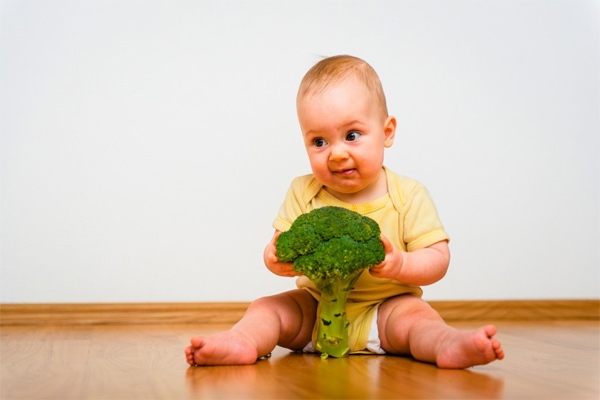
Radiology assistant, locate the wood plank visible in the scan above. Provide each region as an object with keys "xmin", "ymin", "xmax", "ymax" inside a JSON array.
[
  {"xmin": 1, "ymin": 299, "xmax": 598, "ymax": 325},
  {"xmin": 1, "ymin": 321, "xmax": 599, "ymax": 399}
]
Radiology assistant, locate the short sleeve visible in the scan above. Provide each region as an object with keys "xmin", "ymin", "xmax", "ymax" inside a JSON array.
[
  {"xmin": 401, "ymin": 181, "xmax": 449, "ymax": 252},
  {"xmin": 272, "ymin": 175, "xmax": 320, "ymax": 232}
]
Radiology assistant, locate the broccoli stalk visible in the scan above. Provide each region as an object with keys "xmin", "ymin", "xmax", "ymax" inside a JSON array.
[
  {"xmin": 275, "ymin": 206, "xmax": 385, "ymax": 358},
  {"xmin": 311, "ymin": 270, "xmax": 362, "ymax": 358}
]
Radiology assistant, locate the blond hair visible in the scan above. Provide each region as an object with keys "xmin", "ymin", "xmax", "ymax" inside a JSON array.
[{"xmin": 297, "ymin": 55, "xmax": 388, "ymax": 118}]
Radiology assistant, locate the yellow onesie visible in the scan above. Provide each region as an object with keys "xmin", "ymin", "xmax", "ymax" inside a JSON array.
[{"xmin": 273, "ymin": 166, "xmax": 449, "ymax": 353}]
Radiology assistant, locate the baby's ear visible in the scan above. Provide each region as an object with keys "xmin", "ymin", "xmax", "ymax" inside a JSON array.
[{"xmin": 383, "ymin": 116, "xmax": 396, "ymax": 148}]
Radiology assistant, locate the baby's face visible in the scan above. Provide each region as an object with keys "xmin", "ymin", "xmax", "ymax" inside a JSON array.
[{"xmin": 297, "ymin": 77, "xmax": 395, "ymax": 204}]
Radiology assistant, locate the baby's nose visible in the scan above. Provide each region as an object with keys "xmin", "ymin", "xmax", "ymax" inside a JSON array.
[{"xmin": 329, "ymin": 144, "xmax": 349, "ymax": 160}]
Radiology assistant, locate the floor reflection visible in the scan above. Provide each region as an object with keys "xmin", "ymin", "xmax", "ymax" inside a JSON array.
[{"xmin": 185, "ymin": 348, "xmax": 504, "ymax": 399}]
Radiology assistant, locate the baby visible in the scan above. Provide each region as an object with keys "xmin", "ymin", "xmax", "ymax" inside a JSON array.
[{"xmin": 185, "ymin": 55, "xmax": 504, "ymax": 368}]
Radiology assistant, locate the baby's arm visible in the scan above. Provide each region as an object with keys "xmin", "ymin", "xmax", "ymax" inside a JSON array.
[
  {"xmin": 263, "ymin": 230, "xmax": 299, "ymax": 277},
  {"xmin": 369, "ymin": 236, "xmax": 450, "ymax": 286}
]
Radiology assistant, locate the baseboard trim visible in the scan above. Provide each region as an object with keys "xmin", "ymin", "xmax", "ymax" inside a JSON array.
[
  {"xmin": 1, "ymin": 300, "xmax": 598, "ymax": 326},
  {"xmin": 428, "ymin": 299, "xmax": 599, "ymax": 322},
  {"xmin": 0, "ymin": 302, "xmax": 249, "ymax": 326}
]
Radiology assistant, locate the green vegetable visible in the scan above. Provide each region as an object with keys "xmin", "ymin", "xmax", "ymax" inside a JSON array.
[{"xmin": 276, "ymin": 206, "xmax": 385, "ymax": 358}]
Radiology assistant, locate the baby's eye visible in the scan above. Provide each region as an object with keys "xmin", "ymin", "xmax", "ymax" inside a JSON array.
[
  {"xmin": 313, "ymin": 138, "xmax": 327, "ymax": 147},
  {"xmin": 345, "ymin": 131, "xmax": 361, "ymax": 142}
]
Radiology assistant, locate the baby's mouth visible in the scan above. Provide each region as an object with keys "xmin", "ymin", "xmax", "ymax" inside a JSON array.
[{"xmin": 334, "ymin": 168, "xmax": 357, "ymax": 177}]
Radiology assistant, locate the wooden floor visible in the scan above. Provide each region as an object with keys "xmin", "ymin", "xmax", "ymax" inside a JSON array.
[{"xmin": 1, "ymin": 320, "xmax": 598, "ymax": 399}]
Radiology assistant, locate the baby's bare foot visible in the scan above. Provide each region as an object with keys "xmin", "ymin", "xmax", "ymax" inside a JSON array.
[
  {"xmin": 436, "ymin": 325, "xmax": 504, "ymax": 369},
  {"xmin": 185, "ymin": 330, "xmax": 259, "ymax": 366}
]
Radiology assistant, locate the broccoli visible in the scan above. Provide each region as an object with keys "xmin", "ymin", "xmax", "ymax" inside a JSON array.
[{"xmin": 276, "ymin": 206, "xmax": 385, "ymax": 358}]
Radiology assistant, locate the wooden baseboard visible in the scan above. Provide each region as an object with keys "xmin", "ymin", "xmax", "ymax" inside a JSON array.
[
  {"xmin": 0, "ymin": 300, "xmax": 598, "ymax": 326},
  {"xmin": 429, "ymin": 299, "xmax": 599, "ymax": 322},
  {"xmin": 0, "ymin": 302, "xmax": 249, "ymax": 326}
]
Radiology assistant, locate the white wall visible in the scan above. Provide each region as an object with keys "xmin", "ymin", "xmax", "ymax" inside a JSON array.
[{"xmin": 1, "ymin": 0, "xmax": 598, "ymax": 303}]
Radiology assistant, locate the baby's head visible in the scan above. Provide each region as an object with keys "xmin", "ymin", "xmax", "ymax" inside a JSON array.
[
  {"xmin": 295, "ymin": 55, "xmax": 396, "ymax": 203},
  {"xmin": 297, "ymin": 55, "xmax": 388, "ymax": 121}
]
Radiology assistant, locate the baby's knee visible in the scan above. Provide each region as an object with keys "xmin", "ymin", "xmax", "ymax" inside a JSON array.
[
  {"xmin": 380, "ymin": 294, "xmax": 441, "ymax": 323},
  {"xmin": 247, "ymin": 294, "xmax": 281, "ymax": 311},
  {"xmin": 247, "ymin": 289, "xmax": 316, "ymax": 315}
]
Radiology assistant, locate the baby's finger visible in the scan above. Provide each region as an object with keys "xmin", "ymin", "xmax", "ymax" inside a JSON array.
[
  {"xmin": 369, "ymin": 266, "xmax": 384, "ymax": 278},
  {"xmin": 282, "ymin": 268, "xmax": 298, "ymax": 277},
  {"xmin": 277, "ymin": 261, "xmax": 297, "ymax": 276},
  {"xmin": 369, "ymin": 262, "xmax": 383, "ymax": 274},
  {"xmin": 380, "ymin": 234, "xmax": 394, "ymax": 253}
]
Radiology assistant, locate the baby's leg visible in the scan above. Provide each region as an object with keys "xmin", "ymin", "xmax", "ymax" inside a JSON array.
[
  {"xmin": 185, "ymin": 289, "xmax": 317, "ymax": 366},
  {"xmin": 378, "ymin": 295, "xmax": 504, "ymax": 369}
]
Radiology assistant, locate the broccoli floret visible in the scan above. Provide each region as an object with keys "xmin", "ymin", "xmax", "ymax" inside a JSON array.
[{"xmin": 276, "ymin": 206, "xmax": 385, "ymax": 358}]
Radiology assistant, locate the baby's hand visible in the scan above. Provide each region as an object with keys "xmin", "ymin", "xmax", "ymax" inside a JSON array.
[
  {"xmin": 369, "ymin": 234, "xmax": 404, "ymax": 280},
  {"xmin": 264, "ymin": 231, "xmax": 299, "ymax": 277}
]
